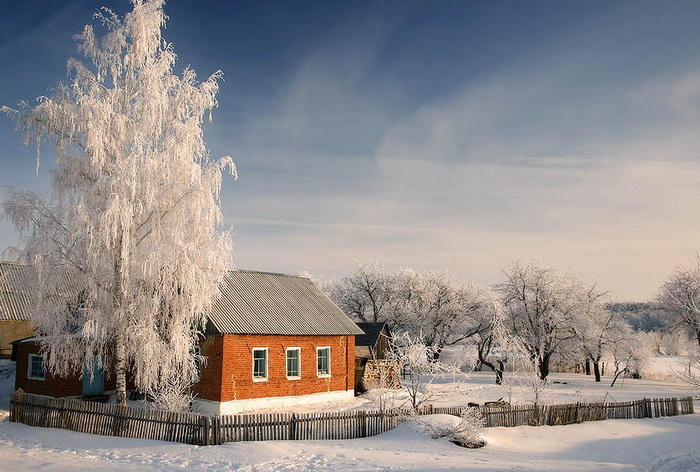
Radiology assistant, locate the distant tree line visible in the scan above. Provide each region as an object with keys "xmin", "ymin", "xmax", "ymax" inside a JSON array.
[{"xmin": 327, "ymin": 257, "xmax": 700, "ymax": 385}]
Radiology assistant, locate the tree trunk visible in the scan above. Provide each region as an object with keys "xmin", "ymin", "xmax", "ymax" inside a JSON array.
[
  {"xmin": 113, "ymin": 229, "xmax": 128, "ymax": 406},
  {"xmin": 538, "ymin": 356, "xmax": 550, "ymax": 380},
  {"xmin": 696, "ymin": 329, "xmax": 700, "ymax": 348},
  {"xmin": 115, "ymin": 330, "xmax": 128, "ymax": 405},
  {"xmin": 584, "ymin": 360, "xmax": 591, "ymax": 375},
  {"xmin": 477, "ymin": 340, "xmax": 495, "ymax": 372},
  {"xmin": 610, "ymin": 368, "xmax": 625, "ymax": 387},
  {"xmin": 495, "ymin": 360, "xmax": 504, "ymax": 385},
  {"xmin": 593, "ymin": 361, "xmax": 601, "ymax": 382}
]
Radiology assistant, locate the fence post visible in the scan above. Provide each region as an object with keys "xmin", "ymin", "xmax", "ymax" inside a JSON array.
[
  {"xmin": 9, "ymin": 389, "xmax": 24, "ymax": 422},
  {"xmin": 360, "ymin": 410, "xmax": 367, "ymax": 437},
  {"xmin": 201, "ymin": 416, "xmax": 210, "ymax": 446},
  {"xmin": 290, "ymin": 413, "xmax": 297, "ymax": 441},
  {"xmin": 575, "ymin": 402, "xmax": 580, "ymax": 423},
  {"xmin": 112, "ymin": 405, "xmax": 122, "ymax": 437}
]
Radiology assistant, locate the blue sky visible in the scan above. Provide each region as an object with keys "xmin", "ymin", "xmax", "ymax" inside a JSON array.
[{"xmin": 1, "ymin": 0, "xmax": 700, "ymax": 299}]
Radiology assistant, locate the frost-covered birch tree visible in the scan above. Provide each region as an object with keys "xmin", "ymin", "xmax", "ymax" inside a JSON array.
[{"xmin": 2, "ymin": 0, "xmax": 234, "ymax": 406}]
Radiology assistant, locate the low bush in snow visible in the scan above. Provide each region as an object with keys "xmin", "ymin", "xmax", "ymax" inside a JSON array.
[{"xmin": 416, "ymin": 409, "xmax": 486, "ymax": 448}]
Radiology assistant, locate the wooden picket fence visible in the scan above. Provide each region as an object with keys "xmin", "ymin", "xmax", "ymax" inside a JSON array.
[
  {"xmin": 9, "ymin": 391, "xmax": 694, "ymax": 446},
  {"xmin": 430, "ymin": 397, "xmax": 694, "ymax": 427}
]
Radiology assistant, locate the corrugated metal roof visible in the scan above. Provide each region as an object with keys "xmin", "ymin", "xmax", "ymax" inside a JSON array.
[
  {"xmin": 209, "ymin": 270, "xmax": 364, "ymax": 336},
  {"xmin": 0, "ymin": 262, "xmax": 30, "ymax": 321},
  {"xmin": 1, "ymin": 263, "xmax": 363, "ymax": 336}
]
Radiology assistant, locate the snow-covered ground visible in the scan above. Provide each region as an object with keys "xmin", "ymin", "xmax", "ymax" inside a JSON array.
[
  {"xmin": 1, "ymin": 358, "xmax": 699, "ymax": 471},
  {"xmin": 237, "ymin": 370, "xmax": 696, "ymax": 414},
  {"xmin": 642, "ymin": 355, "xmax": 699, "ymax": 382},
  {"xmin": 1, "ymin": 412, "xmax": 700, "ymax": 471}
]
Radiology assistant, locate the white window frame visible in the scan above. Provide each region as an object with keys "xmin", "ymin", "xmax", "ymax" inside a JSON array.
[
  {"xmin": 286, "ymin": 347, "xmax": 301, "ymax": 380},
  {"xmin": 252, "ymin": 347, "xmax": 269, "ymax": 382},
  {"xmin": 316, "ymin": 346, "xmax": 331, "ymax": 378},
  {"xmin": 28, "ymin": 354, "xmax": 45, "ymax": 381}
]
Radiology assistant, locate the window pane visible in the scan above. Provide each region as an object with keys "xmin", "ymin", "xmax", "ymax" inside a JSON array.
[
  {"xmin": 30, "ymin": 355, "xmax": 44, "ymax": 379},
  {"xmin": 286, "ymin": 349, "xmax": 299, "ymax": 377},
  {"xmin": 317, "ymin": 348, "xmax": 330, "ymax": 375},
  {"xmin": 253, "ymin": 349, "xmax": 267, "ymax": 379}
]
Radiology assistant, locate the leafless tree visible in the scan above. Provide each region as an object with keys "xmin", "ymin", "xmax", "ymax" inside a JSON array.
[
  {"xmin": 658, "ymin": 256, "xmax": 700, "ymax": 347},
  {"xmin": 495, "ymin": 261, "xmax": 601, "ymax": 380}
]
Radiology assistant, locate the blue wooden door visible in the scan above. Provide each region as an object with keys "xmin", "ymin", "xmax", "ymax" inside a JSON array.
[{"xmin": 82, "ymin": 357, "xmax": 105, "ymax": 396}]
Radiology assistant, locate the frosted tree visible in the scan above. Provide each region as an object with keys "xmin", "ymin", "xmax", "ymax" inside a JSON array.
[
  {"xmin": 495, "ymin": 261, "xmax": 599, "ymax": 380},
  {"xmin": 658, "ymin": 256, "xmax": 700, "ymax": 347},
  {"xmin": 388, "ymin": 331, "xmax": 454, "ymax": 410},
  {"xmin": 609, "ymin": 327, "xmax": 652, "ymax": 387},
  {"xmin": 328, "ymin": 262, "xmax": 395, "ymax": 323},
  {"xmin": 491, "ymin": 296, "xmax": 548, "ymax": 406},
  {"xmin": 391, "ymin": 270, "xmax": 491, "ymax": 361},
  {"xmin": 570, "ymin": 294, "xmax": 628, "ymax": 382},
  {"xmin": 329, "ymin": 264, "xmax": 491, "ymax": 359},
  {"xmin": 2, "ymin": 0, "xmax": 234, "ymax": 406}
]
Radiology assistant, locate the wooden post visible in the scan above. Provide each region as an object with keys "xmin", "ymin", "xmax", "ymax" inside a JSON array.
[
  {"xmin": 360, "ymin": 410, "xmax": 367, "ymax": 438},
  {"xmin": 290, "ymin": 413, "xmax": 297, "ymax": 441},
  {"xmin": 10, "ymin": 388, "xmax": 25, "ymax": 423}
]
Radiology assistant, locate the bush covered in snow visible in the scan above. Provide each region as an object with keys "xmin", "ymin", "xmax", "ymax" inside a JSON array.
[{"xmin": 416, "ymin": 410, "xmax": 486, "ymax": 448}]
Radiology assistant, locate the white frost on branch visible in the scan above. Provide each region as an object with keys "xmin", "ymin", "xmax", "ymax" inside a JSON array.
[{"xmin": 2, "ymin": 0, "xmax": 233, "ymax": 406}]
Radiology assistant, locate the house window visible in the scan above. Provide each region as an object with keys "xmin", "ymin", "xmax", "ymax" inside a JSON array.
[
  {"xmin": 286, "ymin": 347, "xmax": 301, "ymax": 379},
  {"xmin": 28, "ymin": 354, "xmax": 45, "ymax": 380},
  {"xmin": 252, "ymin": 348, "xmax": 268, "ymax": 381},
  {"xmin": 316, "ymin": 346, "xmax": 331, "ymax": 377}
]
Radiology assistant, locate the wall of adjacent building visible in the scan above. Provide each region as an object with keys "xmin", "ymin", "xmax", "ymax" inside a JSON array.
[
  {"xmin": 13, "ymin": 341, "xmax": 116, "ymax": 398},
  {"xmin": 1, "ymin": 320, "xmax": 34, "ymax": 358}
]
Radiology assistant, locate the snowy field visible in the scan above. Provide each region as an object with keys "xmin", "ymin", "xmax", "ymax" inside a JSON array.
[
  {"xmin": 239, "ymin": 370, "xmax": 696, "ymax": 415},
  {"xmin": 1, "ymin": 359, "xmax": 700, "ymax": 471},
  {"xmin": 2, "ymin": 413, "xmax": 700, "ymax": 471}
]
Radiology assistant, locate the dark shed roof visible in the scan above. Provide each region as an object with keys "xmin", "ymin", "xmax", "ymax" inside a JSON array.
[
  {"xmin": 208, "ymin": 270, "xmax": 364, "ymax": 336},
  {"xmin": 354, "ymin": 321, "xmax": 388, "ymax": 347}
]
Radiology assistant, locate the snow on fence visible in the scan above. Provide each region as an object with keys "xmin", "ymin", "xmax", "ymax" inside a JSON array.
[{"xmin": 9, "ymin": 391, "xmax": 694, "ymax": 446}]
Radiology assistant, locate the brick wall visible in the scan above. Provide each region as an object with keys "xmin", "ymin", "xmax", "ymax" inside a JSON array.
[
  {"xmin": 14, "ymin": 341, "xmax": 116, "ymax": 397},
  {"xmin": 196, "ymin": 334, "xmax": 355, "ymax": 402}
]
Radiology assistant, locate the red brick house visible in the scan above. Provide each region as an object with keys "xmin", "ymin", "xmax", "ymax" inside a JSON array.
[
  {"xmin": 194, "ymin": 270, "xmax": 363, "ymax": 414},
  {"xmin": 12, "ymin": 270, "xmax": 363, "ymax": 414}
]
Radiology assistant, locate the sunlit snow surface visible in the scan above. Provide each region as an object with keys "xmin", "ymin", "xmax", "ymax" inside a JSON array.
[{"xmin": 1, "ymin": 360, "xmax": 699, "ymax": 471}]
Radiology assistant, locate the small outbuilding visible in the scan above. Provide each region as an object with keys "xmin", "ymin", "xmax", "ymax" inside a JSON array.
[{"xmin": 353, "ymin": 321, "xmax": 393, "ymax": 392}]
